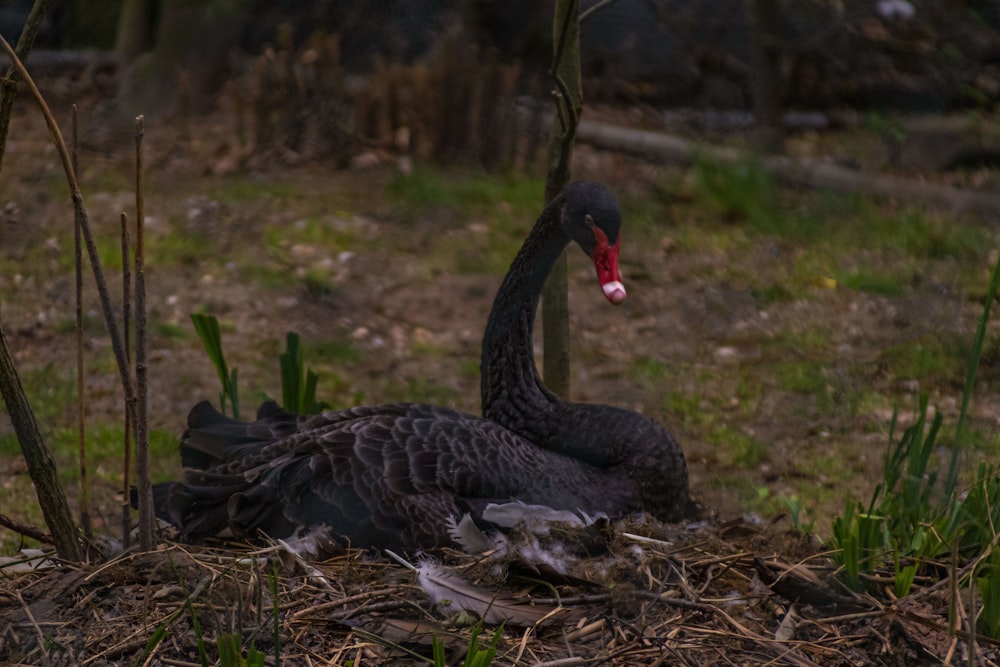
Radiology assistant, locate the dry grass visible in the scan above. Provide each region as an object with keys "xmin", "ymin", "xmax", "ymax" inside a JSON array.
[{"xmin": 1, "ymin": 516, "xmax": 988, "ymax": 666}]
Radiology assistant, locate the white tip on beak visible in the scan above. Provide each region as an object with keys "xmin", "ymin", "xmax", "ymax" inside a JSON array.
[{"xmin": 602, "ymin": 281, "xmax": 627, "ymax": 304}]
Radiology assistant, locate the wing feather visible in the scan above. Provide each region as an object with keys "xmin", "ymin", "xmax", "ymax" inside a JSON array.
[{"xmin": 156, "ymin": 400, "xmax": 626, "ymax": 550}]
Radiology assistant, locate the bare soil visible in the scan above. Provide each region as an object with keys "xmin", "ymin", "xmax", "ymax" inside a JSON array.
[{"xmin": 1, "ymin": 97, "xmax": 999, "ymax": 664}]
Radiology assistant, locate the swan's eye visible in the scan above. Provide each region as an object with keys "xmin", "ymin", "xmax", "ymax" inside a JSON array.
[{"xmin": 584, "ymin": 214, "xmax": 595, "ymax": 228}]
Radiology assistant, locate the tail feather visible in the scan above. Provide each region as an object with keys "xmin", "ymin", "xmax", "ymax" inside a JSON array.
[{"xmin": 180, "ymin": 400, "xmax": 298, "ymax": 470}]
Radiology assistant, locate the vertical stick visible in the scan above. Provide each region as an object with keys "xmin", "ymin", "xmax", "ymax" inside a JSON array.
[
  {"xmin": 0, "ymin": 34, "xmax": 140, "ymax": 447},
  {"xmin": 120, "ymin": 212, "xmax": 133, "ymax": 549},
  {"xmin": 133, "ymin": 115, "xmax": 153, "ymax": 551},
  {"xmin": 749, "ymin": 0, "xmax": 783, "ymax": 153},
  {"xmin": 541, "ymin": 0, "xmax": 582, "ymax": 399},
  {"xmin": 72, "ymin": 105, "xmax": 91, "ymax": 540}
]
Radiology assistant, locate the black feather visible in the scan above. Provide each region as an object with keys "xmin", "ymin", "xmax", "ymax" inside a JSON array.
[{"xmin": 154, "ymin": 182, "xmax": 693, "ymax": 552}]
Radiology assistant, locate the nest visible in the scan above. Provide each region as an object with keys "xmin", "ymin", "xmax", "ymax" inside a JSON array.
[{"xmin": 0, "ymin": 517, "xmax": 992, "ymax": 666}]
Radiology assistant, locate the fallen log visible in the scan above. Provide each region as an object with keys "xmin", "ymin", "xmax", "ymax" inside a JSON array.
[
  {"xmin": 0, "ymin": 48, "xmax": 115, "ymax": 72},
  {"xmin": 575, "ymin": 120, "xmax": 1000, "ymax": 219}
]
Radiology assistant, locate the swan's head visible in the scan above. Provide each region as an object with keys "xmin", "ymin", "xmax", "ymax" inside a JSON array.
[{"xmin": 561, "ymin": 182, "xmax": 626, "ymax": 305}]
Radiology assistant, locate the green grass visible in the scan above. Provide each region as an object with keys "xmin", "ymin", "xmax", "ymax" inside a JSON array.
[
  {"xmin": 0, "ymin": 422, "xmax": 180, "ymax": 554},
  {"xmin": 0, "ymin": 364, "xmax": 76, "ymax": 453},
  {"xmin": 615, "ymin": 187, "xmax": 674, "ymax": 237},
  {"xmin": 3, "ymin": 151, "xmax": 998, "ymax": 596},
  {"xmin": 50, "ymin": 426, "xmax": 177, "ymax": 482},
  {"xmin": 385, "ymin": 168, "xmax": 542, "ymax": 222},
  {"xmin": 837, "ymin": 269, "xmax": 905, "ymax": 296},
  {"xmin": 214, "ymin": 177, "xmax": 300, "ymax": 203},
  {"xmin": 662, "ymin": 389, "xmax": 713, "ymax": 430},
  {"xmin": 147, "ymin": 226, "xmax": 220, "ymax": 266},
  {"xmin": 53, "ymin": 215, "xmax": 221, "ymax": 273},
  {"xmin": 304, "ymin": 338, "xmax": 363, "ymax": 366},
  {"xmin": 825, "ymin": 251, "xmax": 1000, "ymax": 636},
  {"xmin": 862, "ymin": 207, "xmax": 989, "ymax": 262},
  {"xmin": 706, "ymin": 425, "xmax": 768, "ymax": 468},
  {"xmin": 243, "ymin": 214, "xmax": 373, "ymax": 292},
  {"xmin": 881, "ymin": 335, "xmax": 967, "ymax": 389},
  {"xmin": 262, "ymin": 215, "xmax": 367, "ymax": 253},
  {"xmin": 79, "ymin": 165, "xmax": 132, "ymax": 193},
  {"xmin": 691, "ymin": 155, "xmax": 779, "ymax": 232},
  {"xmin": 383, "ymin": 167, "xmax": 549, "ymax": 276},
  {"xmin": 682, "ymin": 158, "xmax": 991, "ymax": 310}
]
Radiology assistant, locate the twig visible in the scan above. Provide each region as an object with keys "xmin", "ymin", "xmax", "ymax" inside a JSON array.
[
  {"xmin": 82, "ymin": 574, "xmax": 216, "ymax": 665},
  {"xmin": 637, "ymin": 590, "xmax": 718, "ymax": 613},
  {"xmin": 0, "ymin": 511, "xmax": 54, "ymax": 544},
  {"xmin": 15, "ymin": 590, "xmax": 49, "ymax": 661},
  {"xmin": 548, "ymin": 2, "xmax": 578, "ymax": 136},
  {"xmin": 0, "ymin": 0, "xmax": 55, "ymax": 174},
  {"xmin": 896, "ymin": 608, "xmax": 1000, "ymax": 649},
  {"xmin": 133, "ymin": 115, "xmax": 154, "ymax": 551},
  {"xmin": 0, "ymin": 11, "xmax": 82, "ymax": 563},
  {"xmin": 288, "ymin": 587, "xmax": 407, "ymax": 620},
  {"xmin": 0, "ymin": 33, "xmax": 140, "ymax": 460},
  {"xmin": 72, "ymin": 103, "xmax": 92, "ymax": 541},
  {"xmin": 541, "ymin": 0, "xmax": 582, "ymax": 398},
  {"xmin": 120, "ymin": 211, "xmax": 133, "ymax": 549},
  {"xmin": 532, "ymin": 658, "xmax": 589, "ymax": 667}
]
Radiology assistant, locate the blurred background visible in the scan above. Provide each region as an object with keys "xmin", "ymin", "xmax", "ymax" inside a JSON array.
[
  {"xmin": 3, "ymin": 0, "xmax": 1000, "ymax": 543},
  {"xmin": 5, "ymin": 4, "xmax": 1000, "ymax": 660},
  {"xmin": 2, "ymin": 0, "xmax": 999, "ymax": 170}
]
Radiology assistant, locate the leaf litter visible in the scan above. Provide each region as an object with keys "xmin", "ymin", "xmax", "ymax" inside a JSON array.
[{"xmin": 1, "ymin": 513, "xmax": 988, "ymax": 665}]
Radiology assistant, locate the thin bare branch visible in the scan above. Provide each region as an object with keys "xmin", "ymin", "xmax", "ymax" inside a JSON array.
[
  {"xmin": 120, "ymin": 212, "xmax": 133, "ymax": 549},
  {"xmin": 0, "ymin": 34, "xmax": 140, "ymax": 440},
  {"xmin": 541, "ymin": 0, "xmax": 582, "ymax": 399},
  {"xmin": 0, "ymin": 0, "xmax": 55, "ymax": 175},
  {"xmin": 0, "ymin": 512, "xmax": 55, "ymax": 545},
  {"xmin": 133, "ymin": 115, "xmax": 154, "ymax": 551},
  {"xmin": 0, "ymin": 32, "xmax": 140, "ymax": 561},
  {"xmin": 72, "ymin": 104, "xmax": 92, "ymax": 539}
]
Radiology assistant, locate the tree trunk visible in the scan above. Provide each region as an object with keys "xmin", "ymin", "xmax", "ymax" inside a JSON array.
[
  {"xmin": 749, "ymin": 0, "xmax": 783, "ymax": 154},
  {"xmin": 0, "ymin": 321, "xmax": 82, "ymax": 561},
  {"xmin": 116, "ymin": 0, "xmax": 246, "ymax": 117},
  {"xmin": 114, "ymin": 0, "xmax": 156, "ymax": 68}
]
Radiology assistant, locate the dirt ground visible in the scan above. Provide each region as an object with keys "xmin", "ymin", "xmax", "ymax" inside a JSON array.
[{"xmin": 2, "ymin": 92, "xmax": 1000, "ymax": 663}]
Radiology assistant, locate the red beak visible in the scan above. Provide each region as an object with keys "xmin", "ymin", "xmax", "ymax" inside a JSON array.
[{"xmin": 592, "ymin": 226, "xmax": 626, "ymax": 305}]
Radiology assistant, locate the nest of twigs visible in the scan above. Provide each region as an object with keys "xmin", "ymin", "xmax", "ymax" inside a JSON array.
[{"xmin": 1, "ymin": 515, "xmax": 990, "ymax": 666}]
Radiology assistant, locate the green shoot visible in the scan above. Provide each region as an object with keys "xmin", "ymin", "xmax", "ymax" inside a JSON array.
[
  {"xmin": 217, "ymin": 633, "xmax": 266, "ymax": 667},
  {"xmin": 279, "ymin": 332, "xmax": 330, "ymax": 415},
  {"xmin": 191, "ymin": 313, "xmax": 240, "ymax": 419},
  {"xmin": 978, "ymin": 550, "xmax": 1000, "ymax": 638},
  {"xmin": 829, "ymin": 250, "xmax": 1000, "ymax": 633},
  {"xmin": 945, "ymin": 249, "xmax": 1000, "ymax": 500},
  {"xmin": 784, "ymin": 495, "xmax": 815, "ymax": 535},
  {"xmin": 462, "ymin": 621, "xmax": 504, "ymax": 667},
  {"xmin": 137, "ymin": 626, "xmax": 168, "ymax": 666},
  {"xmin": 184, "ymin": 596, "xmax": 209, "ymax": 667}
]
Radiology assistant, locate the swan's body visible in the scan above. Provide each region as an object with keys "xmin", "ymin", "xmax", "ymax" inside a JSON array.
[{"xmin": 154, "ymin": 182, "xmax": 691, "ymax": 551}]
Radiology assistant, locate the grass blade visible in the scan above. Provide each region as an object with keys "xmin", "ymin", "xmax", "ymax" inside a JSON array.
[
  {"xmin": 191, "ymin": 313, "xmax": 240, "ymax": 418},
  {"xmin": 946, "ymin": 251, "xmax": 1000, "ymax": 501}
]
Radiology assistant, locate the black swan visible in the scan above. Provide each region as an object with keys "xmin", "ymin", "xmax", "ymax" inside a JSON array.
[{"xmin": 153, "ymin": 182, "xmax": 691, "ymax": 550}]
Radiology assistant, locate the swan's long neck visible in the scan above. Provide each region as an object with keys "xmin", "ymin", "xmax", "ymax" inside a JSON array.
[{"xmin": 480, "ymin": 199, "xmax": 567, "ymax": 442}]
